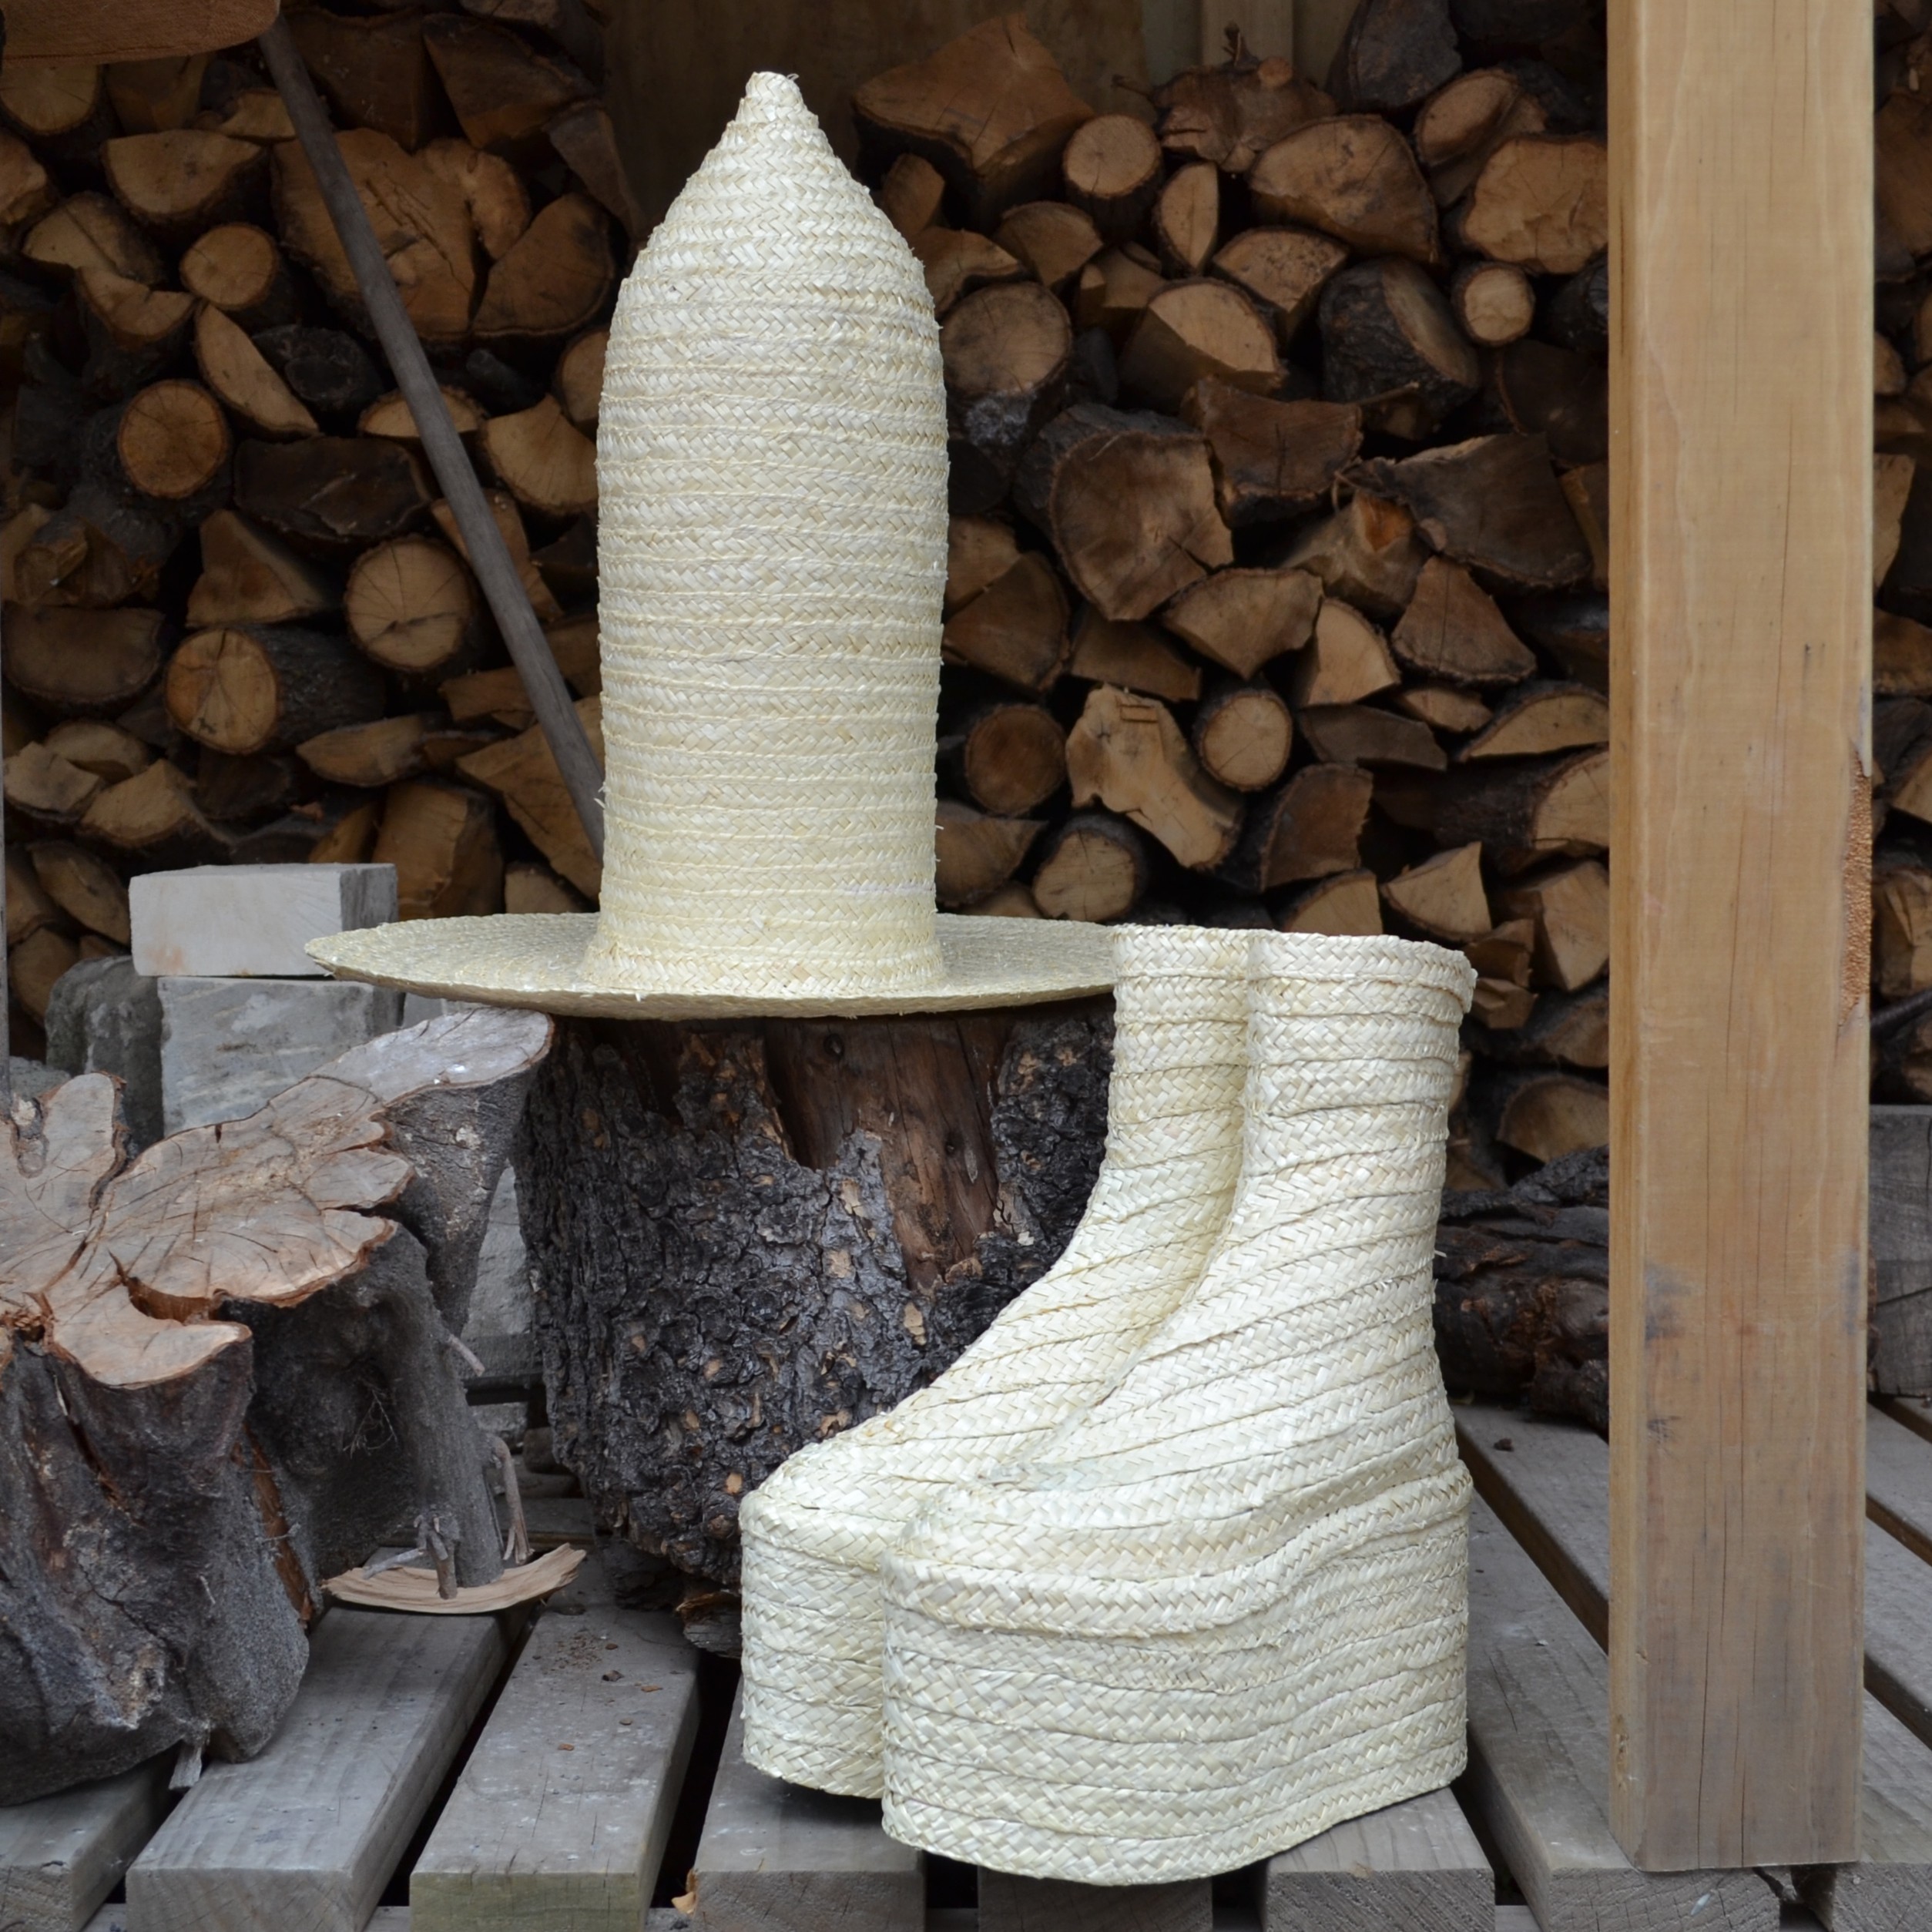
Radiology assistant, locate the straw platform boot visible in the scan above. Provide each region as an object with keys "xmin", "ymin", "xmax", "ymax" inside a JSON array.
[
  {"xmin": 877, "ymin": 930, "xmax": 1478, "ymax": 1883},
  {"xmin": 738, "ymin": 925, "xmax": 1253, "ymax": 1796}
]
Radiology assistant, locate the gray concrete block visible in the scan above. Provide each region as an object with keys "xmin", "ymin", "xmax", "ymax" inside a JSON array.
[
  {"xmin": 43, "ymin": 958, "xmax": 165, "ymax": 1149},
  {"xmin": 131, "ymin": 864, "xmax": 397, "ymax": 978},
  {"xmin": 159, "ymin": 977, "xmax": 405, "ymax": 1133}
]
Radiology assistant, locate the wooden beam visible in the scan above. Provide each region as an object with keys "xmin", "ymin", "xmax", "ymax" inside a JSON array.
[
  {"xmin": 0, "ymin": 1759, "xmax": 169, "ymax": 1932},
  {"xmin": 1608, "ymin": 0, "xmax": 1871, "ymax": 1870}
]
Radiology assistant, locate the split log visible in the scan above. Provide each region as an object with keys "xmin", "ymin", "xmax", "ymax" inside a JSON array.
[
  {"xmin": 1492, "ymin": 338, "xmax": 1608, "ymax": 469},
  {"xmin": 879, "ymin": 151, "xmax": 947, "ymax": 238},
  {"xmin": 1498, "ymin": 859, "xmax": 1609, "ymax": 990},
  {"xmin": 1559, "ymin": 461, "xmax": 1608, "ymax": 590},
  {"xmin": 1879, "ymin": 463, "xmax": 1914, "ymax": 596},
  {"xmin": 1065, "ymin": 683, "xmax": 1243, "ymax": 869},
  {"xmin": 1877, "ymin": 864, "xmax": 1932, "ymax": 999},
  {"xmin": 1511, "ymin": 591, "xmax": 1608, "ymax": 688},
  {"xmin": 1382, "ymin": 840, "xmax": 1491, "ymax": 941},
  {"xmin": 1030, "ymin": 811, "xmax": 1151, "ymax": 921},
  {"xmin": 505, "ymin": 862, "xmax": 588, "ymax": 915},
  {"xmin": 1877, "ymin": 609, "xmax": 1932, "ymax": 697},
  {"xmin": 422, "ymin": 136, "xmax": 532, "ymax": 261},
  {"xmin": 347, "ymin": 538, "xmax": 480, "ymax": 676},
  {"xmin": 1068, "ymin": 609, "xmax": 1202, "ymax": 701},
  {"xmin": 1119, "ymin": 279, "xmax": 1280, "ymax": 413},
  {"xmin": 235, "ymin": 437, "xmax": 432, "ymax": 554},
  {"xmin": 1461, "ymin": 682, "xmax": 1608, "ymax": 761},
  {"xmin": 1247, "ymin": 116, "xmax": 1441, "ymax": 263},
  {"xmin": 373, "ymin": 779, "xmax": 505, "ymax": 918},
  {"xmin": 944, "ymin": 703, "xmax": 1067, "ymax": 817},
  {"xmin": 1290, "ymin": 597, "xmax": 1401, "ymax": 706},
  {"xmin": 852, "ymin": 16, "xmax": 1094, "ymax": 227},
  {"xmin": 102, "ymin": 131, "xmax": 264, "ymax": 237},
  {"xmin": 273, "ymin": 130, "xmax": 477, "ymax": 344},
  {"xmin": 947, "ymin": 515, "xmax": 1021, "ymax": 612},
  {"xmin": 421, "ymin": 15, "xmax": 591, "ymax": 156},
  {"xmin": 554, "ymin": 327, "xmax": 607, "ymax": 431},
  {"xmin": 518, "ymin": 998, "xmax": 1111, "ymax": 1583},
  {"xmin": 75, "ymin": 270, "xmax": 193, "ymax": 398},
  {"xmin": 1352, "ymin": 434, "xmax": 1592, "ymax": 589},
  {"xmin": 79, "ymin": 759, "xmax": 232, "ymax": 866},
  {"xmin": 10, "ymin": 929, "xmax": 80, "ymax": 1022},
  {"xmin": 1182, "ymin": 383, "xmax": 1361, "ymax": 526},
  {"xmin": 1279, "ymin": 867, "xmax": 1384, "ymax": 935},
  {"xmin": 1072, "ymin": 243, "xmax": 1165, "ymax": 341},
  {"xmin": 1390, "ymin": 555, "xmax": 1537, "ymax": 684},
  {"xmin": 1061, "ymin": 114, "xmax": 1162, "ymax": 240},
  {"xmin": 1544, "ymin": 252, "xmax": 1609, "ymax": 356},
  {"xmin": 1414, "ymin": 67, "xmax": 1547, "ymax": 206},
  {"xmin": 28, "ymin": 841, "xmax": 130, "ymax": 944},
  {"xmin": 1153, "ymin": 40, "xmax": 1333, "ymax": 175},
  {"xmin": 473, "ymin": 191, "xmax": 615, "ymax": 342},
  {"xmin": 0, "ymin": 1011, "xmax": 552, "ymax": 1802},
  {"xmin": 934, "ymin": 800, "xmax": 1043, "ymax": 909},
  {"xmin": 3, "ymin": 604, "xmax": 165, "ymax": 713},
  {"xmin": 193, "ymin": 307, "xmax": 318, "ymax": 438},
  {"xmin": 179, "ymin": 221, "xmax": 297, "ymax": 331},
  {"xmin": 1450, "ymin": 259, "xmax": 1535, "ymax": 346},
  {"xmin": 546, "ymin": 102, "xmax": 647, "ymax": 243},
  {"xmin": 42, "ymin": 720, "xmax": 151, "ymax": 783},
  {"xmin": 1211, "ymin": 761, "xmax": 1374, "ymax": 894},
  {"xmin": 1014, "ymin": 404, "xmax": 1232, "ymax": 622},
  {"xmin": 255, "ymin": 324, "xmax": 383, "ymax": 421},
  {"xmin": 5, "ymin": 742, "xmax": 103, "ymax": 828},
  {"xmin": 1432, "ymin": 1143, "xmax": 1608, "ymax": 1429},
  {"xmin": 941, "ymin": 551, "xmax": 1069, "ymax": 692},
  {"xmin": 1150, "ymin": 163, "xmax": 1219, "ymax": 275},
  {"xmin": 1396, "ymin": 683, "xmax": 1493, "ymax": 733},
  {"xmin": 1488, "ymin": 1069, "xmax": 1610, "ymax": 1166},
  {"xmin": 361, "ymin": 387, "xmax": 486, "ymax": 441},
  {"xmin": 994, "ymin": 200, "xmax": 1102, "ymax": 293},
  {"xmin": 1191, "ymin": 680, "xmax": 1293, "ymax": 791},
  {"xmin": 287, "ymin": 4, "xmax": 441, "ymax": 151},
  {"xmin": 22, "ymin": 192, "xmax": 165, "ymax": 285},
  {"xmin": 189, "ymin": 510, "xmax": 339, "ymax": 627},
  {"xmin": 165, "ymin": 625, "xmax": 387, "ymax": 756},
  {"xmin": 5, "ymin": 848, "xmax": 61, "ymax": 945},
  {"xmin": 1456, "ymin": 134, "xmax": 1608, "ymax": 275},
  {"xmin": 1296, "ymin": 704, "xmax": 1446, "ymax": 770},
  {"xmin": 194, "ymin": 748, "xmax": 300, "ymax": 824},
  {"xmin": 481, "ymin": 396, "xmax": 598, "ymax": 518},
  {"xmin": 1209, "ymin": 226, "xmax": 1348, "ymax": 349},
  {"xmin": 457, "ymin": 695, "xmax": 604, "ymax": 896},
  {"xmin": 914, "ymin": 228, "xmax": 1025, "ymax": 317},
  {"xmin": 1330, "ymin": 0, "xmax": 1463, "ymax": 113},
  {"xmin": 1319, "ymin": 256, "xmax": 1480, "ymax": 439},
  {"xmin": 298, "ymin": 708, "xmax": 431, "ymax": 789},
  {"xmin": 0, "ymin": 62, "xmax": 106, "ymax": 143},
  {"xmin": 942, "ymin": 281, "xmax": 1072, "ymax": 495},
  {"xmin": 431, "ymin": 487, "xmax": 562, "ymax": 622},
  {"xmin": 1277, "ymin": 490, "xmax": 1427, "ymax": 615},
  {"xmin": 1387, "ymin": 746, "xmax": 1609, "ymax": 860},
  {"xmin": 1160, "ymin": 564, "xmax": 1320, "ymax": 676},
  {"xmin": 200, "ymin": 88, "xmax": 296, "ymax": 143},
  {"xmin": 115, "ymin": 381, "xmax": 232, "ymax": 503}
]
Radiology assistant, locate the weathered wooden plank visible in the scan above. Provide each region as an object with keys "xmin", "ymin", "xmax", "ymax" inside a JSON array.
[
  {"xmin": 1464, "ymin": 1491, "xmax": 1779, "ymax": 1931},
  {"xmin": 1609, "ymin": 0, "xmax": 1872, "ymax": 1870},
  {"xmin": 1259, "ymin": 1786, "xmax": 1490, "ymax": 1932},
  {"xmin": 1460, "ymin": 1404, "xmax": 1932, "ymax": 1930},
  {"xmin": 1867, "ymin": 1405, "xmax": 1932, "ymax": 1565},
  {"xmin": 1871, "ymin": 1110, "xmax": 1932, "ymax": 1397},
  {"xmin": 686, "ymin": 1690, "xmax": 922, "ymax": 1932},
  {"xmin": 126, "ymin": 1608, "xmax": 508, "ymax": 1932},
  {"xmin": 2, "ymin": 1761, "xmax": 169, "ymax": 1932},
  {"xmin": 411, "ymin": 1571, "xmax": 700, "ymax": 1932},
  {"xmin": 979, "ymin": 1867, "xmax": 1210, "ymax": 1930}
]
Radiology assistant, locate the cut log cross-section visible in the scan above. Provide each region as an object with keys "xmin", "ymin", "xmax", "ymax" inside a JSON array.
[
  {"xmin": 347, "ymin": 538, "xmax": 480, "ymax": 676},
  {"xmin": 166, "ymin": 625, "xmax": 387, "ymax": 756},
  {"xmin": 1031, "ymin": 812, "xmax": 1152, "ymax": 922},
  {"xmin": 1248, "ymin": 116, "xmax": 1441, "ymax": 263}
]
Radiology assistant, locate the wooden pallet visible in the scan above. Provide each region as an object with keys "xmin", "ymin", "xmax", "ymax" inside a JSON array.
[{"xmin": 32, "ymin": 1410, "xmax": 1932, "ymax": 1930}]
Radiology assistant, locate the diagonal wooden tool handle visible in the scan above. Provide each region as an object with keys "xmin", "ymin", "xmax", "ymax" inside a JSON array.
[{"xmin": 257, "ymin": 14, "xmax": 607, "ymax": 861}]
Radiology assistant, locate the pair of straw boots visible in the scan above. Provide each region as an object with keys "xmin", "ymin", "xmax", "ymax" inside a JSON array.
[{"xmin": 738, "ymin": 926, "xmax": 1479, "ymax": 1885}]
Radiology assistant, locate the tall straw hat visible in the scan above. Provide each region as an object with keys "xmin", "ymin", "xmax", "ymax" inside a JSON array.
[{"xmin": 311, "ymin": 74, "xmax": 1110, "ymax": 1020}]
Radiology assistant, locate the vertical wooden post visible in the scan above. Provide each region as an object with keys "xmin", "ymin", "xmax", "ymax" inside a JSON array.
[{"xmin": 1608, "ymin": 0, "xmax": 1870, "ymax": 1872}]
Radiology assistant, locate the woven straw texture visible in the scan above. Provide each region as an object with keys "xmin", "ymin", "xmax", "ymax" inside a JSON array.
[
  {"xmin": 589, "ymin": 69, "xmax": 947, "ymax": 997},
  {"xmin": 876, "ymin": 931, "xmax": 1479, "ymax": 1883},
  {"xmin": 308, "ymin": 73, "xmax": 1111, "ymax": 1018},
  {"xmin": 739, "ymin": 925, "xmax": 1253, "ymax": 1796}
]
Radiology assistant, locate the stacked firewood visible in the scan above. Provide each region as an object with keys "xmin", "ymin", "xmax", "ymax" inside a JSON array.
[
  {"xmin": 0, "ymin": 2, "xmax": 628, "ymax": 1055},
  {"xmin": 862, "ymin": 5, "xmax": 1609, "ymax": 1185}
]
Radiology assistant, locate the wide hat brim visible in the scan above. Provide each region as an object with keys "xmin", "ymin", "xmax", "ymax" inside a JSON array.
[{"xmin": 308, "ymin": 914, "xmax": 1115, "ymax": 1021}]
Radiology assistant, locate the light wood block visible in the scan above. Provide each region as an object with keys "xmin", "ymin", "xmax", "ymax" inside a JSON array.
[
  {"xmin": 1, "ymin": 1759, "xmax": 169, "ymax": 1932},
  {"xmin": 130, "ymin": 863, "xmax": 395, "ymax": 978},
  {"xmin": 1260, "ymin": 1786, "xmax": 1489, "ymax": 1931},
  {"xmin": 686, "ymin": 1689, "xmax": 922, "ymax": 1932},
  {"xmin": 411, "ymin": 1588, "xmax": 700, "ymax": 1932},
  {"xmin": 1464, "ymin": 1492, "xmax": 1779, "ymax": 1931},
  {"xmin": 1460, "ymin": 1404, "xmax": 1932, "ymax": 1929},
  {"xmin": 1871, "ymin": 1110, "xmax": 1932, "ymax": 1397},
  {"xmin": 979, "ymin": 1866, "xmax": 1210, "ymax": 1930},
  {"xmin": 1609, "ymin": 0, "xmax": 1871, "ymax": 1870},
  {"xmin": 126, "ymin": 1607, "xmax": 508, "ymax": 1932}
]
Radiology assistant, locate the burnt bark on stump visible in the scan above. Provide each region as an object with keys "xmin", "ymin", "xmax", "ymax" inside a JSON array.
[{"xmin": 518, "ymin": 1000, "xmax": 1114, "ymax": 1589}]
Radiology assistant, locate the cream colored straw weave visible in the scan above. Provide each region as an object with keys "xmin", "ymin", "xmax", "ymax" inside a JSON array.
[
  {"xmin": 877, "ymin": 930, "xmax": 1478, "ymax": 1884},
  {"xmin": 308, "ymin": 73, "xmax": 1109, "ymax": 1018},
  {"xmin": 739, "ymin": 924, "xmax": 1253, "ymax": 1796}
]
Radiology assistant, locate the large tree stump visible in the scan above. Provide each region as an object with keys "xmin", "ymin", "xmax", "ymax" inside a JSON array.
[{"xmin": 518, "ymin": 1000, "xmax": 1113, "ymax": 1589}]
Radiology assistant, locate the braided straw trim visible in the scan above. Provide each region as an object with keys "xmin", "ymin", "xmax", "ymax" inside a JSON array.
[
  {"xmin": 586, "ymin": 71, "xmax": 951, "ymax": 998},
  {"xmin": 739, "ymin": 926, "xmax": 1253, "ymax": 1796},
  {"xmin": 876, "ymin": 931, "xmax": 1478, "ymax": 1881}
]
